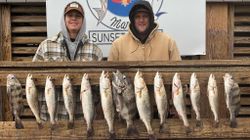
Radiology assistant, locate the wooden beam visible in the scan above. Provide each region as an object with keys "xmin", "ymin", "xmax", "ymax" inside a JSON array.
[
  {"xmin": 1, "ymin": 5, "xmax": 11, "ymax": 61},
  {"xmin": 206, "ymin": 3, "xmax": 232, "ymax": 59},
  {"xmin": 0, "ymin": 5, "xmax": 3, "ymax": 61},
  {"xmin": 0, "ymin": 119, "xmax": 250, "ymax": 139}
]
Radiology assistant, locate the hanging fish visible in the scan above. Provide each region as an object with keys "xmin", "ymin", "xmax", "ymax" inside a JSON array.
[
  {"xmin": 134, "ymin": 70, "xmax": 155, "ymax": 140},
  {"xmin": 190, "ymin": 73, "xmax": 202, "ymax": 127},
  {"xmin": 207, "ymin": 74, "xmax": 219, "ymax": 128},
  {"xmin": 62, "ymin": 74, "xmax": 75, "ymax": 129},
  {"xmin": 100, "ymin": 71, "xmax": 116, "ymax": 140},
  {"xmin": 6, "ymin": 74, "xmax": 24, "ymax": 129},
  {"xmin": 154, "ymin": 72, "xmax": 168, "ymax": 133},
  {"xmin": 45, "ymin": 76, "xmax": 56, "ymax": 130},
  {"xmin": 81, "ymin": 73, "xmax": 95, "ymax": 137},
  {"xmin": 172, "ymin": 73, "xmax": 191, "ymax": 134},
  {"xmin": 26, "ymin": 74, "xmax": 43, "ymax": 129},
  {"xmin": 112, "ymin": 70, "xmax": 138, "ymax": 136},
  {"xmin": 223, "ymin": 73, "xmax": 240, "ymax": 128}
]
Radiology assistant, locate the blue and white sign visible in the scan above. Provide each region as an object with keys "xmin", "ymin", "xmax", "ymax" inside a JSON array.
[{"xmin": 47, "ymin": 0, "xmax": 206, "ymax": 57}]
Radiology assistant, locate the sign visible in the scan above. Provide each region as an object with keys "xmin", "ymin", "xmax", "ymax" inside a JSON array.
[{"xmin": 47, "ymin": 0, "xmax": 206, "ymax": 56}]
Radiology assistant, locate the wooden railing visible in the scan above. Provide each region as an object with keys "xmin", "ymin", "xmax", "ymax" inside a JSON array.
[{"xmin": 0, "ymin": 60, "xmax": 250, "ymax": 139}]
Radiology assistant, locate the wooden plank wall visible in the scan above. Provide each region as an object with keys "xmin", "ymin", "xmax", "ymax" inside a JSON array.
[
  {"xmin": 11, "ymin": 3, "xmax": 46, "ymax": 61},
  {"xmin": 234, "ymin": 3, "xmax": 250, "ymax": 59}
]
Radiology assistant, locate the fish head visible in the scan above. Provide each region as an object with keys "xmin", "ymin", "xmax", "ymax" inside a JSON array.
[
  {"xmin": 46, "ymin": 75, "xmax": 54, "ymax": 87},
  {"xmin": 154, "ymin": 72, "xmax": 163, "ymax": 88},
  {"xmin": 190, "ymin": 73, "xmax": 199, "ymax": 89},
  {"xmin": 26, "ymin": 73, "xmax": 35, "ymax": 86},
  {"xmin": 223, "ymin": 73, "xmax": 233, "ymax": 84},
  {"xmin": 112, "ymin": 70, "xmax": 127, "ymax": 93},
  {"xmin": 134, "ymin": 70, "xmax": 146, "ymax": 89},
  {"xmin": 208, "ymin": 73, "xmax": 216, "ymax": 86},
  {"xmin": 100, "ymin": 71, "xmax": 111, "ymax": 88},
  {"xmin": 7, "ymin": 74, "xmax": 21, "ymax": 86},
  {"xmin": 63, "ymin": 74, "xmax": 72, "ymax": 86},
  {"xmin": 172, "ymin": 73, "xmax": 182, "ymax": 95}
]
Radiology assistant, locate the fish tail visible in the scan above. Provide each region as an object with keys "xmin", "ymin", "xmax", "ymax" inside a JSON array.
[
  {"xmin": 15, "ymin": 117, "xmax": 24, "ymax": 129},
  {"xmin": 51, "ymin": 123, "xmax": 56, "ymax": 130},
  {"xmin": 87, "ymin": 127, "xmax": 94, "ymax": 138},
  {"xmin": 37, "ymin": 122, "xmax": 43, "ymax": 129},
  {"xmin": 127, "ymin": 125, "xmax": 138, "ymax": 136},
  {"xmin": 109, "ymin": 132, "xmax": 116, "ymax": 140},
  {"xmin": 230, "ymin": 120, "xmax": 238, "ymax": 128},
  {"xmin": 149, "ymin": 134, "xmax": 156, "ymax": 140},
  {"xmin": 159, "ymin": 124, "xmax": 165, "ymax": 133},
  {"xmin": 67, "ymin": 121, "xmax": 74, "ymax": 129}
]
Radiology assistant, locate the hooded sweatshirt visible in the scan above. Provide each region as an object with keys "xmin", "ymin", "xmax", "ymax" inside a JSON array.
[
  {"xmin": 61, "ymin": 7, "xmax": 87, "ymax": 60},
  {"xmin": 129, "ymin": 0, "xmax": 157, "ymax": 44}
]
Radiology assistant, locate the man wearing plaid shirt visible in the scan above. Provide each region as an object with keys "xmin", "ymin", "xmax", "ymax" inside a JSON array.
[{"xmin": 32, "ymin": 2, "xmax": 103, "ymax": 123}]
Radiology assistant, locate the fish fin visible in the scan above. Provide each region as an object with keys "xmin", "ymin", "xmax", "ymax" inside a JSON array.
[
  {"xmin": 87, "ymin": 127, "xmax": 94, "ymax": 138},
  {"xmin": 159, "ymin": 124, "xmax": 165, "ymax": 133},
  {"xmin": 37, "ymin": 122, "xmax": 43, "ymax": 129},
  {"xmin": 67, "ymin": 121, "xmax": 74, "ymax": 129},
  {"xmin": 149, "ymin": 134, "xmax": 156, "ymax": 140},
  {"xmin": 127, "ymin": 126, "xmax": 138, "ymax": 136},
  {"xmin": 185, "ymin": 126, "xmax": 192, "ymax": 135},
  {"xmin": 109, "ymin": 132, "xmax": 116, "ymax": 140},
  {"xmin": 230, "ymin": 120, "xmax": 237, "ymax": 128},
  {"xmin": 15, "ymin": 118, "xmax": 24, "ymax": 129}
]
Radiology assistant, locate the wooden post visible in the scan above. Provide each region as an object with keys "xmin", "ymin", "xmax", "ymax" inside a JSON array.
[
  {"xmin": 1, "ymin": 4, "xmax": 11, "ymax": 61},
  {"xmin": 205, "ymin": 3, "xmax": 233, "ymax": 60},
  {"xmin": 0, "ymin": 5, "xmax": 3, "ymax": 61}
]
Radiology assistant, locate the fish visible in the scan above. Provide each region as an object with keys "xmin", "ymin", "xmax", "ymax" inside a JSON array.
[
  {"xmin": 172, "ymin": 73, "xmax": 191, "ymax": 134},
  {"xmin": 112, "ymin": 70, "xmax": 138, "ymax": 136},
  {"xmin": 80, "ymin": 73, "xmax": 95, "ymax": 137},
  {"xmin": 223, "ymin": 73, "xmax": 240, "ymax": 128},
  {"xmin": 26, "ymin": 74, "xmax": 43, "ymax": 129},
  {"xmin": 62, "ymin": 74, "xmax": 75, "ymax": 129},
  {"xmin": 190, "ymin": 73, "xmax": 202, "ymax": 127},
  {"xmin": 45, "ymin": 76, "xmax": 56, "ymax": 130},
  {"xmin": 207, "ymin": 74, "xmax": 219, "ymax": 128},
  {"xmin": 154, "ymin": 72, "xmax": 168, "ymax": 133},
  {"xmin": 100, "ymin": 71, "xmax": 116, "ymax": 140},
  {"xmin": 134, "ymin": 70, "xmax": 155, "ymax": 140},
  {"xmin": 93, "ymin": 0, "xmax": 108, "ymax": 25},
  {"xmin": 6, "ymin": 74, "xmax": 24, "ymax": 129}
]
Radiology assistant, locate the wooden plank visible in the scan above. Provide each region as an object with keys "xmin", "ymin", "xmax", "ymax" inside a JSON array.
[
  {"xmin": 12, "ymin": 26, "xmax": 46, "ymax": 33},
  {"xmin": 234, "ymin": 26, "xmax": 250, "ymax": 32},
  {"xmin": 12, "ymin": 37, "xmax": 45, "ymax": 44},
  {"xmin": 12, "ymin": 16, "xmax": 46, "ymax": 23},
  {"xmin": 235, "ymin": 16, "xmax": 250, "ymax": 22},
  {"xmin": 0, "ymin": 87, "xmax": 3, "ymax": 121},
  {"xmin": 234, "ymin": 37, "xmax": 250, "ymax": 44},
  {"xmin": 235, "ymin": 5, "xmax": 250, "ymax": 13},
  {"xmin": 12, "ymin": 56, "xmax": 33, "ymax": 61},
  {"xmin": 11, "ymin": 6, "xmax": 45, "ymax": 13},
  {"xmin": 0, "ymin": 5, "xmax": 3, "ymax": 60},
  {"xmin": 234, "ymin": 47, "xmax": 250, "ymax": 54},
  {"xmin": 12, "ymin": 47, "xmax": 37, "ymax": 54},
  {"xmin": 206, "ymin": 3, "xmax": 232, "ymax": 59},
  {"xmin": 1, "ymin": 5, "xmax": 11, "ymax": 61},
  {"xmin": 0, "ymin": 119, "xmax": 250, "ymax": 139}
]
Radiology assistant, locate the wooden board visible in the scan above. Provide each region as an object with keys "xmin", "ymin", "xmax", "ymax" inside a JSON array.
[{"xmin": 0, "ymin": 119, "xmax": 249, "ymax": 139}]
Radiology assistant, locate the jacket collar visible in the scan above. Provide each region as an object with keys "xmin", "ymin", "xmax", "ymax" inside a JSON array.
[{"xmin": 128, "ymin": 23, "xmax": 159, "ymax": 54}]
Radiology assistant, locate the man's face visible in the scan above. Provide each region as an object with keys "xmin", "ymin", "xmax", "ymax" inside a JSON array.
[
  {"xmin": 134, "ymin": 12, "xmax": 150, "ymax": 34},
  {"xmin": 65, "ymin": 10, "xmax": 83, "ymax": 34}
]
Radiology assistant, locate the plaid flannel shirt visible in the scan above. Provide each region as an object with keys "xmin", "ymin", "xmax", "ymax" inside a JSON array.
[{"xmin": 33, "ymin": 32, "xmax": 103, "ymax": 121}]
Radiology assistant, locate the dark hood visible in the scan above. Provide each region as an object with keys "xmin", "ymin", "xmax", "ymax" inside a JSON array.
[{"xmin": 129, "ymin": 0, "xmax": 156, "ymax": 44}]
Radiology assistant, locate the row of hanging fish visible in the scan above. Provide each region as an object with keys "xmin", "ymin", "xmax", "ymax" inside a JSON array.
[{"xmin": 6, "ymin": 71, "xmax": 240, "ymax": 139}]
